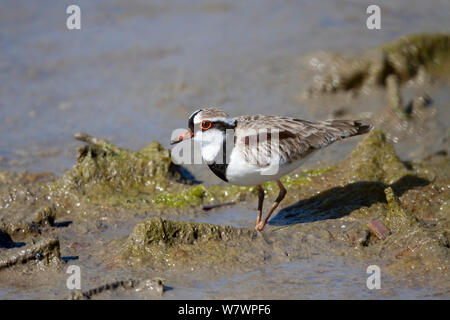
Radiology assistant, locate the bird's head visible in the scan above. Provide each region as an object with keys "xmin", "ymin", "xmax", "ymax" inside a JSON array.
[
  {"xmin": 170, "ymin": 107, "xmax": 236, "ymax": 145},
  {"xmin": 171, "ymin": 107, "xmax": 236, "ymax": 163}
]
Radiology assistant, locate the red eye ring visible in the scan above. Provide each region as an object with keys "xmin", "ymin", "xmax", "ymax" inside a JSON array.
[{"xmin": 200, "ymin": 120, "xmax": 212, "ymax": 130}]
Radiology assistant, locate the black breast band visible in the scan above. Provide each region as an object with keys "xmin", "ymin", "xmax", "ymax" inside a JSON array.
[
  {"xmin": 207, "ymin": 163, "xmax": 229, "ymax": 182},
  {"xmin": 206, "ymin": 126, "xmax": 235, "ymax": 183}
]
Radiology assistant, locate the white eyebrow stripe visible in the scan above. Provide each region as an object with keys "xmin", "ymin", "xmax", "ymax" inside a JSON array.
[{"xmin": 190, "ymin": 109, "xmax": 202, "ymax": 119}]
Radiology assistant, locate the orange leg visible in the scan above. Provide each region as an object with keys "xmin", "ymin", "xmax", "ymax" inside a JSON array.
[
  {"xmin": 255, "ymin": 180, "xmax": 286, "ymax": 231},
  {"xmin": 256, "ymin": 185, "xmax": 265, "ymax": 225}
]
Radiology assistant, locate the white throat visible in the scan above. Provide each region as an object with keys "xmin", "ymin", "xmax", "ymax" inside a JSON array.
[{"xmin": 194, "ymin": 129, "xmax": 225, "ymax": 164}]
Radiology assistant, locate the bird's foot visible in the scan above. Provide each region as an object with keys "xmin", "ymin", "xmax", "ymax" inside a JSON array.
[{"xmin": 255, "ymin": 221, "xmax": 266, "ymax": 231}]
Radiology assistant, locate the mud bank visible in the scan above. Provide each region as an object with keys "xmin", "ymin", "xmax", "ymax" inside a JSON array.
[
  {"xmin": 1, "ymin": 126, "xmax": 447, "ymax": 299},
  {"xmin": 306, "ymin": 33, "xmax": 450, "ymax": 96},
  {"xmin": 123, "ymin": 218, "xmax": 265, "ymax": 268}
]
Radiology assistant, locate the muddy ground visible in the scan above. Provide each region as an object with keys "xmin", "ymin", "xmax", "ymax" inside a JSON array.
[
  {"xmin": 0, "ymin": 1, "xmax": 449, "ymax": 299},
  {"xmin": 0, "ymin": 125, "xmax": 448, "ymax": 299}
]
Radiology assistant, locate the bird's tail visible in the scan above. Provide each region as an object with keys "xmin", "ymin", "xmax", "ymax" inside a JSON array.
[
  {"xmin": 322, "ymin": 119, "xmax": 372, "ymax": 139},
  {"xmin": 302, "ymin": 119, "xmax": 372, "ymax": 150}
]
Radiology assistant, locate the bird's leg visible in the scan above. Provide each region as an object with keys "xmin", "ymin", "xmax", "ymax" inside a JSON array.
[
  {"xmin": 256, "ymin": 185, "xmax": 265, "ymax": 225},
  {"xmin": 255, "ymin": 180, "xmax": 286, "ymax": 231}
]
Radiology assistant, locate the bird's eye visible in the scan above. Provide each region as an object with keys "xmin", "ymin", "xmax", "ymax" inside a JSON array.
[{"xmin": 200, "ymin": 120, "xmax": 212, "ymax": 130}]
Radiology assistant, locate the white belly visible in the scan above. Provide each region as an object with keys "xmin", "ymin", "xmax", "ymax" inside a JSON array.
[{"xmin": 225, "ymin": 147, "xmax": 309, "ymax": 186}]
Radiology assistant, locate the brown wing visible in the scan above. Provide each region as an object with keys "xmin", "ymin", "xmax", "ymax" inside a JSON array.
[{"xmin": 234, "ymin": 115, "xmax": 371, "ymax": 167}]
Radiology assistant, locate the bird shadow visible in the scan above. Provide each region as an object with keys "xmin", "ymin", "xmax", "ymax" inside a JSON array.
[{"xmin": 269, "ymin": 175, "xmax": 429, "ymax": 226}]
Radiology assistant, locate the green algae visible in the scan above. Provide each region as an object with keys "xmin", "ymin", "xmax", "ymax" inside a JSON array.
[
  {"xmin": 384, "ymin": 187, "xmax": 418, "ymax": 233},
  {"xmin": 153, "ymin": 184, "xmax": 211, "ymax": 208},
  {"xmin": 38, "ymin": 132, "xmax": 195, "ymax": 212},
  {"xmin": 62, "ymin": 133, "xmax": 175, "ymax": 195},
  {"xmin": 343, "ymin": 129, "xmax": 410, "ymax": 185},
  {"xmin": 123, "ymin": 217, "xmax": 258, "ymax": 267},
  {"xmin": 152, "ymin": 167, "xmax": 335, "ymax": 208}
]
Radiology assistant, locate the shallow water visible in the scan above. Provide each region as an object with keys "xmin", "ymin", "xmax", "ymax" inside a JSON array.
[
  {"xmin": 0, "ymin": 0, "xmax": 449, "ymax": 299},
  {"xmin": 1, "ymin": 0, "xmax": 450, "ymax": 174}
]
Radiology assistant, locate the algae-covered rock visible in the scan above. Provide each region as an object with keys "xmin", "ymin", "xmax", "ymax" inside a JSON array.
[
  {"xmin": 356, "ymin": 174, "xmax": 448, "ymax": 276},
  {"xmin": 306, "ymin": 33, "xmax": 450, "ymax": 95},
  {"xmin": 63, "ymin": 133, "xmax": 175, "ymax": 194},
  {"xmin": 46, "ymin": 133, "xmax": 195, "ymax": 210},
  {"xmin": 124, "ymin": 218, "xmax": 259, "ymax": 268},
  {"xmin": 382, "ymin": 33, "xmax": 450, "ymax": 80},
  {"xmin": 343, "ymin": 129, "xmax": 409, "ymax": 184},
  {"xmin": 380, "ymin": 209, "xmax": 448, "ymax": 276},
  {"xmin": 127, "ymin": 217, "xmax": 254, "ymax": 248},
  {"xmin": 384, "ymin": 187, "xmax": 418, "ymax": 233}
]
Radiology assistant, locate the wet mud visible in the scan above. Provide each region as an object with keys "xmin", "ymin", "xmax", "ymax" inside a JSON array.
[
  {"xmin": 1, "ymin": 1, "xmax": 449, "ymax": 299},
  {"xmin": 0, "ymin": 125, "xmax": 448, "ymax": 298}
]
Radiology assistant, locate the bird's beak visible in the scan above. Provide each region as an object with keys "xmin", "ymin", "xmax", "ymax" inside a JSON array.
[{"xmin": 170, "ymin": 129, "xmax": 193, "ymax": 145}]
